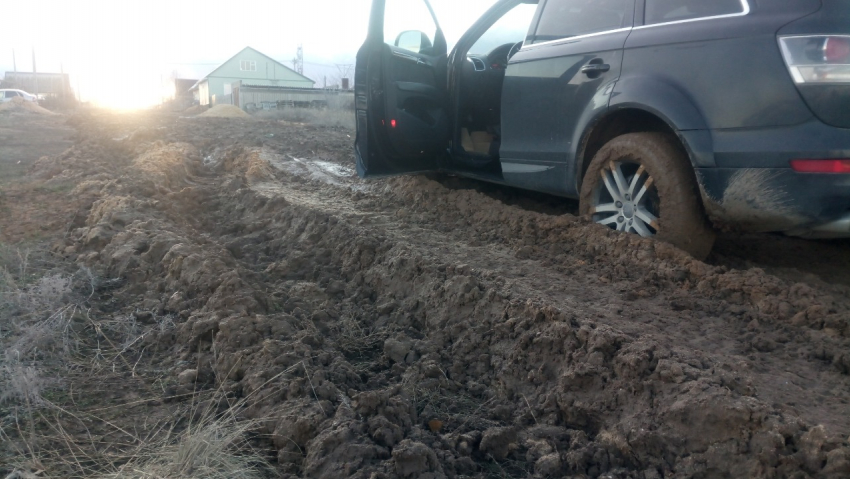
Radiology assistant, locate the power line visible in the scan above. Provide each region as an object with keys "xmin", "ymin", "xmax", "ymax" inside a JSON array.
[
  {"xmin": 335, "ymin": 64, "xmax": 354, "ymax": 79},
  {"xmin": 303, "ymin": 61, "xmax": 338, "ymax": 68}
]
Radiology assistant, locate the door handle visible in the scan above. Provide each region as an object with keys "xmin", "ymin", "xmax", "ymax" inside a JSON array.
[{"xmin": 581, "ymin": 63, "xmax": 611, "ymax": 74}]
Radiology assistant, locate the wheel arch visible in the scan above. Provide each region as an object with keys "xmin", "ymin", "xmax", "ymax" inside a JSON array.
[
  {"xmin": 575, "ymin": 109, "xmax": 715, "ymax": 192},
  {"xmin": 575, "ymin": 75, "xmax": 718, "ymax": 191}
]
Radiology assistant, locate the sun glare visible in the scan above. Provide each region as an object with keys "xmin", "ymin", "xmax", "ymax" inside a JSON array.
[
  {"xmin": 81, "ymin": 71, "xmax": 164, "ymax": 110},
  {"xmin": 2, "ymin": 0, "xmax": 497, "ymax": 111}
]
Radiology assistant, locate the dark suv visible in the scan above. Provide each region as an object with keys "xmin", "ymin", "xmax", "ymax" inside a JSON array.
[{"xmin": 354, "ymin": 0, "xmax": 850, "ymax": 258}]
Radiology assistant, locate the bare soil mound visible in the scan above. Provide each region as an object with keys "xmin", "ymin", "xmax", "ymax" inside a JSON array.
[
  {"xmin": 183, "ymin": 104, "xmax": 208, "ymax": 116},
  {"xmin": 198, "ymin": 104, "xmax": 250, "ymax": 119},
  {"xmin": 8, "ymin": 110, "xmax": 850, "ymax": 478},
  {"xmin": 0, "ymin": 96, "xmax": 58, "ymax": 115}
]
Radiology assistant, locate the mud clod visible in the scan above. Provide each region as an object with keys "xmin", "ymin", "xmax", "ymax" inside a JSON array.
[{"xmin": 393, "ymin": 440, "xmax": 443, "ymax": 478}]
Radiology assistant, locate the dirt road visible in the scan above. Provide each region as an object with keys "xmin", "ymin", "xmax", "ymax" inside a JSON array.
[{"xmin": 3, "ymin": 109, "xmax": 850, "ymax": 478}]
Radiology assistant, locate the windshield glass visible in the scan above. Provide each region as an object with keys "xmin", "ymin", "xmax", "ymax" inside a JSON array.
[{"xmin": 468, "ymin": 3, "xmax": 539, "ymax": 55}]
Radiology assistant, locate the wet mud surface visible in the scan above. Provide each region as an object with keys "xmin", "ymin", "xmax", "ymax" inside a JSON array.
[{"xmin": 7, "ymin": 110, "xmax": 850, "ymax": 477}]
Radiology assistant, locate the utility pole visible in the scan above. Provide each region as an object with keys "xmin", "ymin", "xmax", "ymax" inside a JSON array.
[
  {"xmin": 32, "ymin": 48, "xmax": 38, "ymax": 97},
  {"xmin": 61, "ymin": 63, "xmax": 66, "ymax": 97},
  {"xmin": 12, "ymin": 49, "xmax": 17, "ymax": 72},
  {"xmin": 292, "ymin": 44, "xmax": 304, "ymax": 75}
]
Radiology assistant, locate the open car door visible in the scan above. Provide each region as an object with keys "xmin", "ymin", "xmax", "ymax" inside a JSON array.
[{"xmin": 354, "ymin": 0, "xmax": 450, "ymax": 177}]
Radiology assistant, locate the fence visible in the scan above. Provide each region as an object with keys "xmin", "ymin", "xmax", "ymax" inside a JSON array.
[
  {"xmin": 233, "ymin": 82, "xmax": 354, "ymax": 111},
  {"xmin": 211, "ymin": 94, "xmax": 233, "ymax": 106}
]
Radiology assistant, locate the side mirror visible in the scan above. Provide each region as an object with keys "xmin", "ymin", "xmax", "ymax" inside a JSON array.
[{"xmin": 394, "ymin": 30, "xmax": 433, "ymax": 54}]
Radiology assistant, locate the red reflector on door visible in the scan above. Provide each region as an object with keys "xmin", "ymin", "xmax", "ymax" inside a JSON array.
[
  {"xmin": 391, "ymin": 119, "xmax": 397, "ymax": 128},
  {"xmin": 791, "ymin": 159, "xmax": 850, "ymax": 173}
]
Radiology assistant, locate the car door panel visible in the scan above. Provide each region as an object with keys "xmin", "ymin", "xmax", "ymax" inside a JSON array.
[
  {"xmin": 383, "ymin": 48, "xmax": 448, "ymax": 155},
  {"xmin": 499, "ymin": 0, "xmax": 634, "ymax": 197},
  {"xmin": 355, "ymin": 0, "xmax": 448, "ymax": 178}
]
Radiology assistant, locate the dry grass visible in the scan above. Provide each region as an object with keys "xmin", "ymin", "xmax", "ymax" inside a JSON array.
[
  {"xmin": 0, "ymin": 246, "xmax": 76, "ymax": 410},
  {"xmin": 3, "ymin": 390, "xmax": 277, "ymax": 479},
  {"xmin": 97, "ymin": 405, "xmax": 273, "ymax": 479},
  {"xmin": 0, "ymin": 356, "xmax": 50, "ymax": 407},
  {"xmin": 1, "ymin": 244, "xmax": 276, "ymax": 478},
  {"xmin": 254, "ymin": 107, "xmax": 355, "ymax": 130},
  {"xmin": 333, "ymin": 316, "xmax": 384, "ymax": 359}
]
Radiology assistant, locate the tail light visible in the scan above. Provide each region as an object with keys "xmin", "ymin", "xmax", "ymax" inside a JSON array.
[
  {"xmin": 790, "ymin": 159, "xmax": 850, "ymax": 173},
  {"xmin": 779, "ymin": 35, "xmax": 850, "ymax": 84},
  {"xmin": 825, "ymin": 37, "xmax": 850, "ymax": 62}
]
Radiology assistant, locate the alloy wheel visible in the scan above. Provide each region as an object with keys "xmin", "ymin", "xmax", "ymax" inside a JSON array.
[{"xmin": 590, "ymin": 160, "xmax": 660, "ymax": 237}]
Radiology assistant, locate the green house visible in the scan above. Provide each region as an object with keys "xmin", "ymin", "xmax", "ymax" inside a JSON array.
[{"xmin": 193, "ymin": 46, "xmax": 314, "ymax": 106}]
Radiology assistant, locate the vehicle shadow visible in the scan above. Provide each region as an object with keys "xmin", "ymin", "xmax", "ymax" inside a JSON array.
[
  {"xmin": 429, "ymin": 172, "xmax": 850, "ymax": 286},
  {"xmin": 711, "ymin": 232, "xmax": 850, "ymax": 287}
]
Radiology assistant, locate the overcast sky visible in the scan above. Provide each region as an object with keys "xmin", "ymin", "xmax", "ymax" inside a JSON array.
[{"xmin": 0, "ymin": 0, "xmax": 497, "ymax": 108}]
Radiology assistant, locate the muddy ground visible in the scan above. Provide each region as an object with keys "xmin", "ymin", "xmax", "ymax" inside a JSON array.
[{"xmin": 2, "ymin": 107, "xmax": 850, "ymax": 478}]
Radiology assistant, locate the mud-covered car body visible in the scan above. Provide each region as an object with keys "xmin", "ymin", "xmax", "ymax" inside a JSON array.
[{"xmin": 355, "ymin": 0, "xmax": 850, "ymax": 239}]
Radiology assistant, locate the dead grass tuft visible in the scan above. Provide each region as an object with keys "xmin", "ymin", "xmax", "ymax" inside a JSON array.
[
  {"xmin": 1, "ymin": 271, "xmax": 78, "ymax": 360},
  {"xmin": 1, "ymin": 242, "xmax": 278, "ymax": 478},
  {"xmin": 0, "ymin": 246, "xmax": 79, "ymax": 413},
  {"xmin": 0, "ymin": 357, "xmax": 49, "ymax": 407},
  {"xmin": 334, "ymin": 316, "xmax": 384, "ymax": 359},
  {"xmin": 98, "ymin": 402, "xmax": 275, "ymax": 479}
]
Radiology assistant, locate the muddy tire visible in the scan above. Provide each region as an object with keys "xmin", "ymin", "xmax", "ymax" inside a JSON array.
[{"xmin": 579, "ymin": 132, "xmax": 716, "ymax": 260}]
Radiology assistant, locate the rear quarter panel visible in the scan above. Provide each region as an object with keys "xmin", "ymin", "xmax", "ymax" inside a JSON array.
[
  {"xmin": 614, "ymin": 0, "xmax": 822, "ymax": 131},
  {"xmin": 778, "ymin": 0, "xmax": 850, "ymax": 129}
]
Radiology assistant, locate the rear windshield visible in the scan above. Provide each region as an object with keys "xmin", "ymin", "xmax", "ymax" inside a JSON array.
[{"xmin": 645, "ymin": 0, "xmax": 745, "ymax": 25}]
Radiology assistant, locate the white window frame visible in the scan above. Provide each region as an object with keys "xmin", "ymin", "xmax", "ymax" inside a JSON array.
[
  {"xmin": 523, "ymin": 27, "xmax": 633, "ymax": 50},
  {"xmin": 521, "ymin": 0, "xmax": 751, "ymax": 51},
  {"xmin": 240, "ymin": 60, "xmax": 257, "ymax": 72},
  {"xmin": 635, "ymin": 0, "xmax": 750, "ymax": 30},
  {"xmin": 522, "ymin": 0, "xmax": 637, "ymax": 51}
]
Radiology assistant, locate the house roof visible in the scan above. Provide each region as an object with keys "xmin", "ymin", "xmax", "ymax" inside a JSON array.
[{"xmin": 190, "ymin": 46, "xmax": 314, "ymax": 90}]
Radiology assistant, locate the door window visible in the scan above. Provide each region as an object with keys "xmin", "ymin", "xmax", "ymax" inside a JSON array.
[
  {"xmin": 532, "ymin": 0, "xmax": 633, "ymax": 43},
  {"xmin": 645, "ymin": 0, "xmax": 745, "ymax": 25},
  {"xmin": 469, "ymin": 3, "xmax": 539, "ymax": 55},
  {"xmin": 384, "ymin": 0, "xmax": 439, "ymax": 54}
]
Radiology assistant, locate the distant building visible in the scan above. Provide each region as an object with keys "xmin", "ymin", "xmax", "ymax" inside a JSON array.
[
  {"xmin": 173, "ymin": 78, "xmax": 199, "ymax": 103},
  {"xmin": 192, "ymin": 46, "xmax": 314, "ymax": 106},
  {"xmin": 3, "ymin": 72, "xmax": 72, "ymax": 97}
]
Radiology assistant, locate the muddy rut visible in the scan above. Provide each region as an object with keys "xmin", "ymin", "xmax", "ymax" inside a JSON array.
[{"xmin": 36, "ymin": 112, "xmax": 850, "ymax": 478}]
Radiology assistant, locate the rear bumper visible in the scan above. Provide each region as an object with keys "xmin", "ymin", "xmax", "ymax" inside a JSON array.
[{"xmin": 694, "ymin": 119, "xmax": 850, "ymax": 236}]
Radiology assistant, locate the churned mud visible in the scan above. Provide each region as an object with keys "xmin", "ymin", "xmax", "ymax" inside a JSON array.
[{"xmin": 3, "ymin": 109, "xmax": 850, "ymax": 478}]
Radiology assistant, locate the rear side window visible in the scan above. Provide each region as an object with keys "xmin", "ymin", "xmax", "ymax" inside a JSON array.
[
  {"xmin": 533, "ymin": 0, "xmax": 633, "ymax": 43},
  {"xmin": 645, "ymin": 0, "xmax": 745, "ymax": 25}
]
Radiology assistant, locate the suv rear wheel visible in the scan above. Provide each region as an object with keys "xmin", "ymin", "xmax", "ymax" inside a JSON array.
[{"xmin": 579, "ymin": 132, "xmax": 715, "ymax": 259}]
